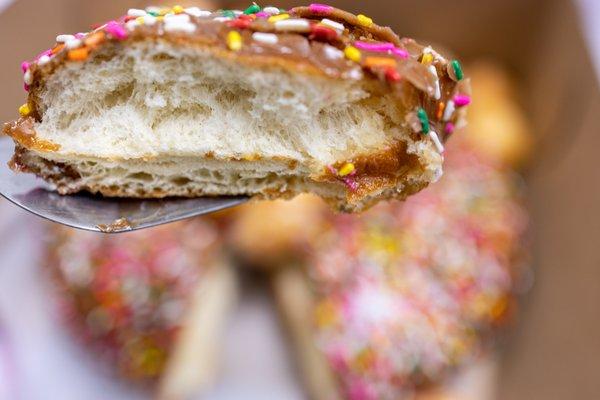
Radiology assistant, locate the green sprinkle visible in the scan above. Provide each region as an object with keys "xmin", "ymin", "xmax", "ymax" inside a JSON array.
[
  {"xmin": 451, "ymin": 60, "xmax": 464, "ymax": 81},
  {"xmin": 148, "ymin": 11, "xmax": 160, "ymax": 16},
  {"xmin": 222, "ymin": 10, "xmax": 236, "ymax": 18},
  {"xmin": 417, "ymin": 108, "xmax": 430, "ymax": 134},
  {"xmin": 244, "ymin": 3, "xmax": 261, "ymax": 14}
]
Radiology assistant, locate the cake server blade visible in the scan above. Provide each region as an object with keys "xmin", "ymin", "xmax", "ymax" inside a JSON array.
[{"xmin": 0, "ymin": 139, "xmax": 248, "ymax": 233}]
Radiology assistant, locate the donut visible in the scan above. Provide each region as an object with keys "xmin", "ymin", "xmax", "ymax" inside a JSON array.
[
  {"xmin": 268, "ymin": 138, "xmax": 529, "ymax": 400},
  {"xmin": 3, "ymin": 4, "xmax": 470, "ymax": 212},
  {"xmin": 45, "ymin": 219, "xmax": 237, "ymax": 399}
]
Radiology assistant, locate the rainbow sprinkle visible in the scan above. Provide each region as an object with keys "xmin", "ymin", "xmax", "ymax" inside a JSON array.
[
  {"xmin": 309, "ymin": 3, "xmax": 333, "ymax": 14},
  {"xmin": 417, "ymin": 108, "xmax": 430, "ymax": 134},
  {"xmin": 451, "ymin": 59, "xmax": 464, "ymax": 80},
  {"xmin": 226, "ymin": 31, "xmax": 243, "ymax": 51}
]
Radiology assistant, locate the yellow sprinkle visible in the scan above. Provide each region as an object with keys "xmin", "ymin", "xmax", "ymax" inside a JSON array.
[
  {"xmin": 156, "ymin": 16, "xmax": 164, "ymax": 22},
  {"xmin": 18, "ymin": 103, "xmax": 31, "ymax": 117},
  {"xmin": 315, "ymin": 300, "xmax": 338, "ymax": 327},
  {"xmin": 227, "ymin": 31, "xmax": 243, "ymax": 51},
  {"xmin": 344, "ymin": 46, "xmax": 361, "ymax": 62},
  {"xmin": 159, "ymin": 8, "xmax": 170, "ymax": 16},
  {"xmin": 268, "ymin": 13, "xmax": 290, "ymax": 23},
  {"xmin": 172, "ymin": 5, "xmax": 184, "ymax": 14},
  {"xmin": 338, "ymin": 163, "xmax": 355, "ymax": 176},
  {"xmin": 136, "ymin": 16, "xmax": 144, "ymax": 24},
  {"xmin": 357, "ymin": 14, "xmax": 373, "ymax": 27},
  {"xmin": 421, "ymin": 53, "xmax": 433, "ymax": 64}
]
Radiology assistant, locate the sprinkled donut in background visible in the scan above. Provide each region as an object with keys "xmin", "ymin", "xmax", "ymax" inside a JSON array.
[
  {"xmin": 298, "ymin": 138, "xmax": 530, "ymax": 400},
  {"xmin": 45, "ymin": 218, "xmax": 236, "ymax": 399}
]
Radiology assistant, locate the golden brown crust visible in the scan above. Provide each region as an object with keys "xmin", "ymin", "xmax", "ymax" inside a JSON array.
[{"xmin": 2, "ymin": 118, "xmax": 59, "ymax": 152}]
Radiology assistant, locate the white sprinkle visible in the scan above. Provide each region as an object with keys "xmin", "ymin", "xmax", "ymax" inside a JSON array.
[
  {"xmin": 184, "ymin": 7, "xmax": 211, "ymax": 17},
  {"xmin": 274, "ymin": 19, "xmax": 311, "ymax": 32},
  {"xmin": 164, "ymin": 13, "xmax": 190, "ymax": 23},
  {"xmin": 56, "ymin": 34, "xmax": 75, "ymax": 43},
  {"xmin": 233, "ymin": 10, "xmax": 243, "ymax": 16},
  {"xmin": 252, "ymin": 32, "xmax": 278, "ymax": 44},
  {"xmin": 65, "ymin": 38, "xmax": 82, "ymax": 49},
  {"xmin": 324, "ymin": 45, "xmax": 343, "ymax": 59},
  {"xmin": 127, "ymin": 9, "xmax": 147, "ymax": 17},
  {"xmin": 213, "ymin": 16, "xmax": 232, "ymax": 22},
  {"xmin": 321, "ymin": 18, "xmax": 344, "ymax": 34},
  {"xmin": 125, "ymin": 20, "xmax": 139, "ymax": 31},
  {"xmin": 263, "ymin": 6, "xmax": 280, "ymax": 15},
  {"xmin": 429, "ymin": 130, "xmax": 445, "ymax": 153},
  {"xmin": 443, "ymin": 100, "xmax": 455, "ymax": 121},
  {"xmin": 144, "ymin": 15, "xmax": 157, "ymax": 26},
  {"xmin": 38, "ymin": 55, "xmax": 51, "ymax": 66},
  {"xmin": 164, "ymin": 20, "xmax": 196, "ymax": 33},
  {"xmin": 23, "ymin": 70, "xmax": 32, "ymax": 85},
  {"xmin": 345, "ymin": 68, "xmax": 363, "ymax": 80},
  {"xmin": 428, "ymin": 65, "xmax": 441, "ymax": 100}
]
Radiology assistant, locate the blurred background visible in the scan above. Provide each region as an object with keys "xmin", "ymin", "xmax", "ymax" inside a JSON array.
[{"xmin": 0, "ymin": 1, "xmax": 599, "ymax": 399}]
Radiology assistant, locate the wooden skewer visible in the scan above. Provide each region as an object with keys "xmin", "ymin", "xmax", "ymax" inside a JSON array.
[{"xmin": 157, "ymin": 261, "xmax": 238, "ymax": 400}]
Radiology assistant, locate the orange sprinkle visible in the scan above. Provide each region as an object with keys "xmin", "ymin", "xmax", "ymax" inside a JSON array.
[
  {"xmin": 84, "ymin": 31, "xmax": 105, "ymax": 48},
  {"xmin": 68, "ymin": 47, "xmax": 89, "ymax": 61},
  {"xmin": 437, "ymin": 102, "xmax": 446, "ymax": 119},
  {"xmin": 51, "ymin": 43, "xmax": 65, "ymax": 55},
  {"xmin": 364, "ymin": 56, "xmax": 397, "ymax": 69}
]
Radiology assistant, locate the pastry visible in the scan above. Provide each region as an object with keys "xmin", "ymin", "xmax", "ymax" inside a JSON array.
[
  {"xmin": 45, "ymin": 219, "xmax": 237, "ymax": 399},
  {"xmin": 270, "ymin": 139, "xmax": 529, "ymax": 399},
  {"xmin": 4, "ymin": 4, "xmax": 470, "ymax": 211}
]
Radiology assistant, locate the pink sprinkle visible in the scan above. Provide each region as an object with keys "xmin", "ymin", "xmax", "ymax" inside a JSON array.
[
  {"xmin": 105, "ymin": 21, "xmax": 128, "ymax": 40},
  {"xmin": 327, "ymin": 165, "xmax": 337, "ymax": 175},
  {"xmin": 23, "ymin": 83, "xmax": 30, "ymax": 92},
  {"xmin": 354, "ymin": 41, "xmax": 395, "ymax": 52},
  {"xmin": 309, "ymin": 3, "xmax": 333, "ymax": 14},
  {"xmin": 348, "ymin": 380, "xmax": 376, "ymax": 400},
  {"xmin": 21, "ymin": 62, "xmax": 30, "ymax": 73},
  {"xmin": 453, "ymin": 94, "xmax": 471, "ymax": 107},
  {"xmin": 343, "ymin": 177, "xmax": 358, "ymax": 191},
  {"xmin": 75, "ymin": 32, "xmax": 86, "ymax": 39},
  {"xmin": 445, "ymin": 122, "xmax": 455, "ymax": 134},
  {"xmin": 255, "ymin": 11, "xmax": 269, "ymax": 18},
  {"xmin": 392, "ymin": 47, "xmax": 409, "ymax": 59},
  {"xmin": 36, "ymin": 49, "xmax": 52, "ymax": 60}
]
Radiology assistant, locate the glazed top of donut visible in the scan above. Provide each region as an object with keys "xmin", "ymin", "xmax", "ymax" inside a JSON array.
[{"xmin": 17, "ymin": 3, "xmax": 470, "ymax": 145}]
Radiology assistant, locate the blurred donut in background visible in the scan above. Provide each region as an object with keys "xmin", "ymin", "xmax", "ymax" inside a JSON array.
[
  {"xmin": 45, "ymin": 218, "xmax": 236, "ymax": 398},
  {"xmin": 301, "ymin": 139, "xmax": 529, "ymax": 400},
  {"xmin": 464, "ymin": 61, "xmax": 533, "ymax": 168}
]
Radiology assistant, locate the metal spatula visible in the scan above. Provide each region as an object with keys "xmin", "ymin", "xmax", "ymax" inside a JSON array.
[{"xmin": 0, "ymin": 139, "xmax": 248, "ymax": 233}]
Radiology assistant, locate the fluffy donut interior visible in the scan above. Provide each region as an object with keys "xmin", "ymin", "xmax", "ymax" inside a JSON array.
[
  {"xmin": 36, "ymin": 40, "xmax": 403, "ymax": 161},
  {"xmin": 22, "ymin": 39, "xmax": 441, "ymax": 208}
]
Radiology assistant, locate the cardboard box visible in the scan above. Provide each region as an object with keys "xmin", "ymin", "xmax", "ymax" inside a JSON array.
[{"xmin": 0, "ymin": 1, "xmax": 598, "ymax": 399}]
